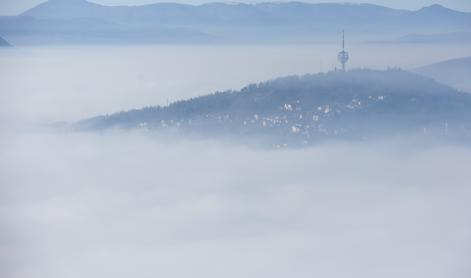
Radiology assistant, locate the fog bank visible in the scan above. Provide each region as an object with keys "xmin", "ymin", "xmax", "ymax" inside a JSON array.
[
  {"xmin": 1, "ymin": 130, "xmax": 470, "ymax": 278},
  {"xmin": 1, "ymin": 43, "xmax": 471, "ymax": 277}
]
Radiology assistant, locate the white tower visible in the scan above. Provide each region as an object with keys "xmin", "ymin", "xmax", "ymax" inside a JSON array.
[{"xmin": 337, "ymin": 30, "xmax": 349, "ymax": 71}]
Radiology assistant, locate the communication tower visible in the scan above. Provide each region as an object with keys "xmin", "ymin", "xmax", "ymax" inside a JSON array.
[{"xmin": 337, "ymin": 30, "xmax": 349, "ymax": 71}]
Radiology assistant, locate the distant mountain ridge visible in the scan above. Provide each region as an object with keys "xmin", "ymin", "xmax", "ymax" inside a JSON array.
[
  {"xmin": 382, "ymin": 32, "xmax": 471, "ymax": 43},
  {"xmin": 76, "ymin": 69, "xmax": 471, "ymax": 146},
  {"xmin": 1, "ymin": 1, "xmax": 470, "ymax": 44},
  {"xmin": 415, "ymin": 57, "xmax": 471, "ymax": 93}
]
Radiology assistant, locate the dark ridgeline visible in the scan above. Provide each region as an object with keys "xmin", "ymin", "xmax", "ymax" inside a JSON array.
[{"xmin": 76, "ymin": 69, "xmax": 471, "ymax": 147}]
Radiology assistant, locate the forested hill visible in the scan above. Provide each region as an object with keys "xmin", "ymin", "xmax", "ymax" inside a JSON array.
[{"xmin": 76, "ymin": 69, "xmax": 471, "ymax": 146}]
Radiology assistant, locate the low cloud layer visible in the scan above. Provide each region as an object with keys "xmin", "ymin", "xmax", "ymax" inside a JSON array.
[
  {"xmin": 1, "ymin": 43, "xmax": 471, "ymax": 278},
  {"xmin": 1, "ymin": 130, "xmax": 470, "ymax": 278}
]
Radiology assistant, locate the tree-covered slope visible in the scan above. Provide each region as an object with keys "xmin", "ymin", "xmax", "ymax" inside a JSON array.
[{"xmin": 77, "ymin": 69, "xmax": 471, "ymax": 145}]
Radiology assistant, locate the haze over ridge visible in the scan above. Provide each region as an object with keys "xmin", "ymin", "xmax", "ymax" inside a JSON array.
[
  {"xmin": 2, "ymin": 0, "xmax": 471, "ymax": 16},
  {"xmin": 2, "ymin": 0, "xmax": 471, "ymax": 45}
]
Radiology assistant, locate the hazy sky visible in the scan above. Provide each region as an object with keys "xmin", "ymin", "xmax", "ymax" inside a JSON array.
[{"xmin": 0, "ymin": 0, "xmax": 470, "ymax": 15}]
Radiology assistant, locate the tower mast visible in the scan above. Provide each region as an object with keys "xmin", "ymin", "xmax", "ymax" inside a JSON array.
[
  {"xmin": 342, "ymin": 30, "xmax": 345, "ymax": 52},
  {"xmin": 337, "ymin": 30, "xmax": 349, "ymax": 72}
]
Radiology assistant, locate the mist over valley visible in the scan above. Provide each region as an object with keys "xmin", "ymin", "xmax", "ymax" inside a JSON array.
[{"xmin": 1, "ymin": 1, "xmax": 471, "ymax": 277}]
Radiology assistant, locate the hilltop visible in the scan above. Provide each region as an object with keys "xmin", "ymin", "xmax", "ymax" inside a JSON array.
[{"xmin": 76, "ymin": 69, "xmax": 471, "ymax": 146}]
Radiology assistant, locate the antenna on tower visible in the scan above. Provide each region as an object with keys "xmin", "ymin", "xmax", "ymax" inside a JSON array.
[
  {"xmin": 342, "ymin": 30, "xmax": 345, "ymax": 51},
  {"xmin": 337, "ymin": 30, "xmax": 349, "ymax": 72}
]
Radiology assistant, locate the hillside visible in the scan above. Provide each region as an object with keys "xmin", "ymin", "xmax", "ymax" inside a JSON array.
[
  {"xmin": 77, "ymin": 69, "xmax": 471, "ymax": 146},
  {"xmin": 385, "ymin": 32, "xmax": 471, "ymax": 43},
  {"xmin": 1, "ymin": 1, "xmax": 471, "ymax": 44},
  {"xmin": 0, "ymin": 36, "xmax": 12, "ymax": 47},
  {"xmin": 415, "ymin": 57, "xmax": 471, "ymax": 93}
]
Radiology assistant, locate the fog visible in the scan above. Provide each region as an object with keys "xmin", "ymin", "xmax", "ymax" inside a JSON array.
[
  {"xmin": 1, "ymin": 43, "xmax": 471, "ymax": 278},
  {"xmin": 1, "ymin": 131, "xmax": 471, "ymax": 278},
  {"xmin": 1, "ymin": 43, "xmax": 471, "ymax": 123}
]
